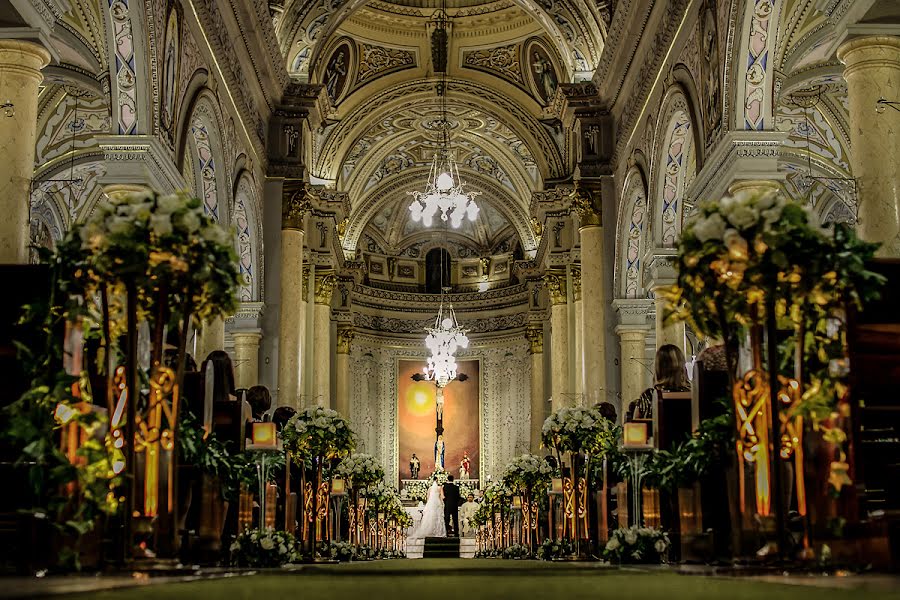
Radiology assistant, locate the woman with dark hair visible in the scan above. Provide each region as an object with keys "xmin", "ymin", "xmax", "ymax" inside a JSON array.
[
  {"xmin": 626, "ymin": 344, "xmax": 690, "ymax": 421},
  {"xmin": 272, "ymin": 406, "xmax": 296, "ymax": 431},
  {"xmin": 247, "ymin": 385, "xmax": 272, "ymax": 421},
  {"xmin": 200, "ymin": 350, "xmax": 254, "ymax": 445}
]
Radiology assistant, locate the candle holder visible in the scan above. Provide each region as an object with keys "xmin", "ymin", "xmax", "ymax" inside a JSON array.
[{"xmin": 247, "ymin": 422, "xmax": 283, "ymax": 533}]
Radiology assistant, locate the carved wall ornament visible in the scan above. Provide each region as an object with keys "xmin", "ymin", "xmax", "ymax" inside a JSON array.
[
  {"xmin": 355, "ymin": 43, "xmax": 415, "ymax": 86},
  {"xmin": 463, "ymin": 43, "xmax": 525, "ymax": 85},
  {"xmin": 571, "ymin": 265, "xmax": 582, "ymax": 301},
  {"xmin": 525, "ymin": 325, "xmax": 544, "ymax": 354}
]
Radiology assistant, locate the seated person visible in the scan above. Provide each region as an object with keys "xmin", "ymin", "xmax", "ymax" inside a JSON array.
[
  {"xmin": 626, "ymin": 344, "xmax": 691, "ymax": 421},
  {"xmin": 247, "ymin": 385, "xmax": 272, "ymax": 421}
]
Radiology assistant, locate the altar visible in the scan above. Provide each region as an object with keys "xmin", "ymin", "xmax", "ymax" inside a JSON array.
[{"xmin": 399, "ymin": 478, "xmax": 480, "ymax": 503}]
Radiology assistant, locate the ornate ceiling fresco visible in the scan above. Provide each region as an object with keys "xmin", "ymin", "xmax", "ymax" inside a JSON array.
[{"xmin": 285, "ymin": 0, "xmax": 587, "ymax": 258}]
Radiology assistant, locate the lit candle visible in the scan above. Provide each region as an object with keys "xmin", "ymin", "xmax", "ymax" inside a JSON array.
[
  {"xmin": 331, "ymin": 477, "xmax": 346, "ymax": 495},
  {"xmin": 623, "ymin": 422, "xmax": 649, "ymax": 447},
  {"xmin": 252, "ymin": 422, "xmax": 277, "ymax": 447}
]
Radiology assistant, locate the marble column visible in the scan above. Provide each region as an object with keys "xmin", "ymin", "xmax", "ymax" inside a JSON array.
[
  {"xmin": 572, "ymin": 267, "xmax": 584, "ymax": 403},
  {"xmin": 647, "ymin": 252, "xmax": 685, "ymax": 353},
  {"xmin": 613, "ymin": 299, "xmax": 652, "ymax": 419},
  {"xmin": 579, "ymin": 218, "xmax": 607, "ymax": 406},
  {"xmin": 313, "ymin": 272, "xmax": 336, "ymax": 408},
  {"xmin": 232, "ymin": 331, "xmax": 262, "ymax": 389},
  {"xmin": 335, "ymin": 324, "xmax": 354, "ymax": 417},
  {"xmin": 0, "ymin": 40, "xmax": 51, "ymax": 263},
  {"xmin": 197, "ymin": 317, "xmax": 225, "ymax": 363},
  {"xmin": 838, "ymin": 36, "xmax": 900, "ymax": 257},
  {"xmin": 526, "ymin": 324, "xmax": 545, "ymax": 451},
  {"xmin": 277, "ymin": 184, "xmax": 310, "ymax": 409},
  {"xmin": 547, "ymin": 273, "xmax": 571, "ymax": 410}
]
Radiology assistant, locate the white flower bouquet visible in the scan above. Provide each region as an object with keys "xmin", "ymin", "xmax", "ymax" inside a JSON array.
[
  {"xmin": 541, "ymin": 406, "xmax": 615, "ymax": 454},
  {"xmin": 335, "ymin": 453, "xmax": 385, "ymax": 488},
  {"xmin": 281, "ymin": 406, "xmax": 356, "ymax": 459},
  {"xmin": 230, "ymin": 528, "xmax": 297, "ymax": 567},
  {"xmin": 602, "ymin": 525, "xmax": 669, "ymax": 564},
  {"xmin": 501, "ymin": 453, "xmax": 553, "ymax": 492}
]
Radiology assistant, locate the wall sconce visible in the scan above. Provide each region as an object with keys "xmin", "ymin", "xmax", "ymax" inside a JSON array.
[
  {"xmin": 876, "ymin": 97, "xmax": 900, "ymax": 114},
  {"xmin": 331, "ymin": 476, "xmax": 346, "ymax": 496},
  {"xmin": 1, "ymin": 101, "xmax": 14, "ymax": 117}
]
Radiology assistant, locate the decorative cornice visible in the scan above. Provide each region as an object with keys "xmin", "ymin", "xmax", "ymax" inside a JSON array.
[
  {"xmin": 96, "ymin": 135, "xmax": 187, "ymax": 193},
  {"xmin": 612, "ymin": 298, "xmax": 653, "ymax": 329},
  {"xmin": 351, "ymin": 283, "xmax": 529, "ymax": 312},
  {"xmin": 314, "ymin": 272, "xmax": 337, "ymax": 305}
]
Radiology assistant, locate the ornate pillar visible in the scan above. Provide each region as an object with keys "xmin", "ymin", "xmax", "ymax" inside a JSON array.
[
  {"xmin": 576, "ymin": 195, "xmax": 607, "ymax": 406},
  {"xmin": 277, "ymin": 182, "xmax": 309, "ymax": 408},
  {"xmin": 197, "ymin": 318, "xmax": 225, "ymax": 363},
  {"xmin": 572, "ymin": 267, "xmax": 584, "ymax": 403},
  {"xmin": 838, "ymin": 36, "xmax": 900, "ymax": 257},
  {"xmin": 546, "ymin": 273, "xmax": 571, "ymax": 410},
  {"xmin": 335, "ymin": 324, "xmax": 354, "ymax": 417},
  {"xmin": 0, "ymin": 39, "xmax": 51, "ymax": 263},
  {"xmin": 313, "ymin": 272, "xmax": 336, "ymax": 407},
  {"xmin": 526, "ymin": 324, "xmax": 545, "ymax": 451},
  {"xmin": 613, "ymin": 299, "xmax": 653, "ymax": 417}
]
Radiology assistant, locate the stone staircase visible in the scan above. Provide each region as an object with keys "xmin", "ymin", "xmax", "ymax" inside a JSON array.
[{"xmin": 423, "ymin": 537, "xmax": 460, "ymax": 558}]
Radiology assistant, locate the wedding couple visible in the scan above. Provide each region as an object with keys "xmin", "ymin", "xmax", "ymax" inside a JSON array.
[{"xmin": 412, "ymin": 475, "xmax": 462, "ymax": 538}]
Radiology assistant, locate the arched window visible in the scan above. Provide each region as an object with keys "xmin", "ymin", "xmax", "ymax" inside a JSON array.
[{"xmin": 425, "ymin": 248, "xmax": 451, "ymax": 294}]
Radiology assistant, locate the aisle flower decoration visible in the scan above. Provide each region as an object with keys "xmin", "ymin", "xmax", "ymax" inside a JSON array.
[
  {"xmin": 281, "ymin": 406, "xmax": 356, "ymax": 459},
  {"xmin": 335, "ymin": 453, "xmax": 385, "ymax": 487},
  {"xmin": 230, "ymin": 528, "xmax": 297, "ymax": 567},
  {"xmin": 541, "ymin": 406, "xmax": 615, "ymax": 455},
  {"xmin": 501, "ymin": 454, "xmax": 553, "ymax": 492},
  {"xmin": 603, "ymin": 526, "xmax": 668, "ymax": 564}
]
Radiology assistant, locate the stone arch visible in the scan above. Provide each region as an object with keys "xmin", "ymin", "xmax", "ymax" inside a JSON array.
[
  {"xmin": 731, "ymin": 0, "xmax": 784, "ymax": 131},
  {"xmin": 615, "ymin": 166, "xmax": 649, "ymax": 299},
  {"xmin": 232, "ymin": 170, "xmax": 264, "ymax": 302},
  {"xmin": 103, "ymin": 0, "xmax": 152, "ymax": 135},
  {"xmin": 180, "ymin": 92, "xmax": 231, "ymax": 225},
  {"xmin": 650, "ymin": 88, "xmax": 698, "ymax": 248}
]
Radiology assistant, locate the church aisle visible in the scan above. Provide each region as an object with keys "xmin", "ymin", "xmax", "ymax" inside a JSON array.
[{"xmin": 54, "ymin": 561, "xmax": 899, "ymax": 600}]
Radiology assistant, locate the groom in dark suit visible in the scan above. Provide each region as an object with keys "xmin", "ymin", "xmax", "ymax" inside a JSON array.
[{"xmin": 442, "ymin": 475, "xmax": 461, "ymax": 537}]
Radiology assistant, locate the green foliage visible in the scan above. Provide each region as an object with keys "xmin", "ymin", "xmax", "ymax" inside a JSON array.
[
  {"xmin": 536, "ymin": 538, "xmax": 575, "ymax": 561},
  {"xmin": 501, "ymin": 543, "xmax": 533, "ymax": 559},
  {"xmin": 603, "ymin": 526, "xmax": 669, "ymax": 564},
  {"xmin": 229, "ymin": 528, "xmax": 297, "ymax": 567}
]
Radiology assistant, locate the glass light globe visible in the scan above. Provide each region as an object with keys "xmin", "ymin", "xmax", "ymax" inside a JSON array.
[
  {"xmin": 441, "ymin": 317, "xmax": 453, "ymax": 329},
  {"xmin": 436, "ymin": 172, "xmax": 454, "ymax": 191}
]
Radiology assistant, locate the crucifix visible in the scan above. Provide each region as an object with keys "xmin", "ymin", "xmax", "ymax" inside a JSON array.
[{"xmin": 411, "ymin": 371, "xmax": 469, "ymax": 472}]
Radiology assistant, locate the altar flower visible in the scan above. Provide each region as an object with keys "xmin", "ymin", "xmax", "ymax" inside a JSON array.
[
  {"xmin": 150, "ymin": 214, "xmax": 173, "ymax": 237},
  {"xmin": 260, "ymin": 537, "xmax": 274, "ymax": 550},
  {"xmin": 157, "ymin": 193, "xmax": 181, "ymax": 214},
  {"xmin": 726, "ymin": 204, "xmax": 758, "ymax": 229}
]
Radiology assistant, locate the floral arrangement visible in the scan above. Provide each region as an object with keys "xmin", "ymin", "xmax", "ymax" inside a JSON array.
[
  {"xmin": 541, "ymin": 406, "xmax": 616, "ymax": 455},
  {"xmin": 603, "ymin": 526, "xmax": 669, "ymax": 564},
  {"xmin": 326, "ymin": 540, "xmax": 357, "ymax": 562},
  {"xmin": 71, "ymin": 189, "xmax": 240, "ymax": 326},
  {"xmin": 335, "ymin": 453, "xmax": 385, "ymax": 488},
  {"xmin": 536, "ymin": 538, "xmax": 575, "ymax": 561},
  {"xmin": 402, "ymin": 476, "xmax": 479, "ymax": 502},
  {"xmin": 470, "ymin": 500, "xmax": 491, "ymax": 528},
  {"xmin": 229, "ymin": 528, "xmax": 297, "ymax": 567},
  {"xmin": 501, "ymin": 454, "xmax": 553, "ymax": 493},
  {"xmin": 479, "ymin": 481, "xmax": 514, "ymax": 517},
  {"xmin": 281, "ymin": 406, "xmax": 356, "ymax": 459}
]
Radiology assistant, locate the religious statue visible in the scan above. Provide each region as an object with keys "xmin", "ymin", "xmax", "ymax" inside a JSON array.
[
  {"xmin": 532, "ymin": 51, "xmax": 557, "ymax": 103},
  {"xmin": 410, "ymin": 453, "xmax": 420, "ymax": 479},
  {"xmin": 434, "ymin": 434, "xmax": 445, "ymax": 471},
  {"xmin": 435, "ymin": 387, "xmax": 444, "ymax": 421},
  {"xmin": 325, "ymin": 50, "xmax": 347, "ymax": 101},
  {"xmin": 459, "ymin": 451, "xmax": 471, "ymax": 479}
]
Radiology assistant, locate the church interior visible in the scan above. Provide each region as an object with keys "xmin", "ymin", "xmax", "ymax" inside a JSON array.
[{"xmin": 2, "ymin": 0, "xmax": 900, "ymax": 595}]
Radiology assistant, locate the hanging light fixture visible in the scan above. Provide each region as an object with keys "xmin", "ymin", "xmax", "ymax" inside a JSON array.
[
  {"xmin": 423, "ymin": 295, "xmax": 469, "ymax": 387},
  {"xmin": 408, "ymin": 7, "xmax": 480, "ymax": 229}
]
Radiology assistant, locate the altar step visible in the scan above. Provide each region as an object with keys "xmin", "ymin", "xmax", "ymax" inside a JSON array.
[
  {"xmin": 459, "ymin": 537, "xmax": 476, "ymax": 559},
  {"xmin": 406, "ymin": 536, "xmax": 475, "ymax": 559},
  {"xmin": 423, "ymin": 537, "xmax": 460, "ymax": 558}
]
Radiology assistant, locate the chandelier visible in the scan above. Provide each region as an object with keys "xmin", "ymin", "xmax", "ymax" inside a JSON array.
[
  {"xmin": 423, "ymin": 297, "xmax": 469, "ymax": 388},
  {"xmin": 408, "ymin": 12, "xmax": 479, "ymax": 229}
]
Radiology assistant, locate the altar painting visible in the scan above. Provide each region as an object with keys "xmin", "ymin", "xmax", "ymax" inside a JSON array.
[{"xmin": 397, "ymin": 359, "xmax": 480, "ymax": 482}]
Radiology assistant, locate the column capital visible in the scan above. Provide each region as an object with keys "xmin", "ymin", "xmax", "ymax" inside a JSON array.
[
  {"xmin": 97, "ymin": 135, "xmax": 188, "ymax": 193},
  {"xmin": 570, "ymin": 187, "xmax": 601, "ymax": 227},
  {"xmin": 231, "ymin": 330, "xmax": 262, "ymax": 343},
  {"xmin": 525, "ymin": 325, "xmax": 544, "ymax": 354},
  {"xmin": 570, "ymin": 265, "xmax": 582, "ymax": 301},
  {"xmin": 544, "ymin": 272, "xmax": 567, "ymax": 305},
  {"xmin": 314, "ymin": 272, "xmax": 337, "ymax": 305},
  {"xmin": 837, "ymin": 35, "xmax": 900, "ymax": 72},
  {"xmin": 336, "ymin": 324, "xmax": 355, "ymax": 354},
  {"xmin": 0, "ymin": 37, "xmax": 51, "ymax": 72},
  {"xmin": 643, "ymin": 249, "xmax": 679, "ymax": 289},
  {"xmin": 687, "ymin": 130, "xmax": 788, "ymax": 203},
  {"xmin": 613, "ymin": 298, "xmax": 653, "ymax": 328},
  {"xmin": 226, "ymin": 301, "xmax": 265, "ymax": 330},
  {"xmin": 282, "ymin": 179, "xmax": 313, "ymax": 230}
]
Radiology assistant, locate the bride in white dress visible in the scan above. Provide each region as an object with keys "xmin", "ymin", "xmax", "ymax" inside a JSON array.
[{"xmin": 412, "ymin": 481, "xmax": 446, "ymax": 538}]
